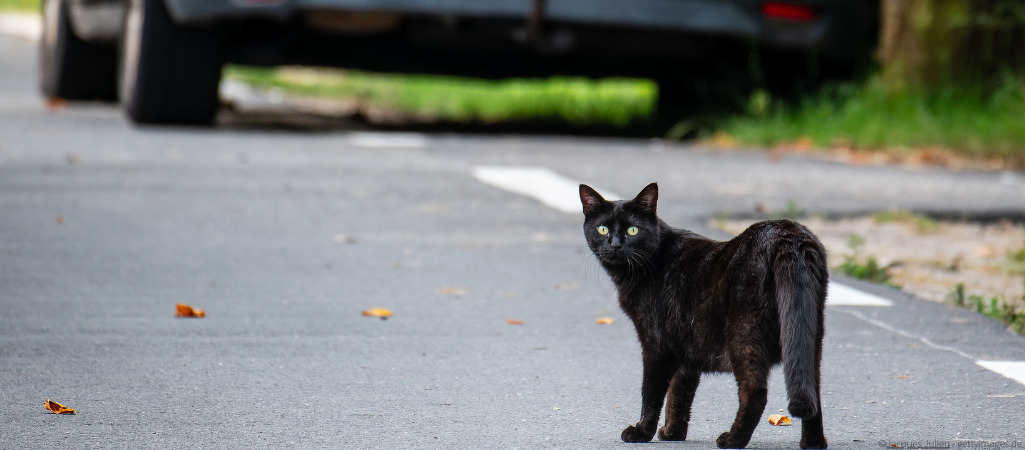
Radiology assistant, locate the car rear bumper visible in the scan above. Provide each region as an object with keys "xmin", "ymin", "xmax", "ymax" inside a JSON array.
[{"xmin": 166, "ymin": 0, "xmax": 821, "ymax": 44}]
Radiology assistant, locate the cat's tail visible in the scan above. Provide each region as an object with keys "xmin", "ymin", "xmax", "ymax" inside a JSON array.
[{"xmin": 775, "ymin": 239, "xmax": 828, "ymax": 419}]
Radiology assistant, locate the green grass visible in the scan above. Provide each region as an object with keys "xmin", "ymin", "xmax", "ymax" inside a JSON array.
[
  {"xmin": 836, "ymin": 234, "xmax": 897, "ymax": 286},
  {"xmin": 225, "ymin": 65, "xmax": 656, "ymax": 128},
  {"xmin": 719, "ymin": 76, "xmax": 1025, "ymax": 165},
  {"xmin": 769, "ymin": 199, "xmax": 803, "ymax": 220},
  {"xmin": 946, "ymin": 282, "xmax": 1025, "ymax": 335},
  {"xmin": 1005, "ymin": 246, "xmax": 1025, "ymax": 275},
  {"xmin": 872, "ymin": 210, "xmax": 940, "ymax": 233},
  {"xmin": 0, "ymin": 0, "xmax": 38, "ymax": 13}
]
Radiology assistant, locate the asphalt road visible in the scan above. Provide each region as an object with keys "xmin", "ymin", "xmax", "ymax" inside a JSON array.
[{"xmin": 2, "ymin": 30, "xmax": 1025, "ymax": 449}]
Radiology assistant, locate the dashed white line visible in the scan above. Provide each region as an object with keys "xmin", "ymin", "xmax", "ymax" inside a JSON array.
[
  {"xmin": 976, "ymin": 361, "xmax": 1025, "ymax": 386},
  {"xmin": 472, "ymin": 165, "xmax": 619, "ymax": 215},
  {"xmin": 348, "ymin": 132, "xmax": 427, "ymax": 149},
  {"xmin": 825, "ymin": 282, "xmax": 893, "ymax": 307}
]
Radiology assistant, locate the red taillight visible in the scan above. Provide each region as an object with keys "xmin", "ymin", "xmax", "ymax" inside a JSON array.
[{"xmin": 762, "ymin": 2, "xmax": 817, "ymax": 22}]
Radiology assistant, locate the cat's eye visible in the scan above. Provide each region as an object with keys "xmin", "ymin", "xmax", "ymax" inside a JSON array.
[
  {"xmin": 627, "ymin": 226, "xmax": 639, "ymax": 236},
  {"xmin": 597, "ymin": 225, "xmax": 609, "ymax": 235}
]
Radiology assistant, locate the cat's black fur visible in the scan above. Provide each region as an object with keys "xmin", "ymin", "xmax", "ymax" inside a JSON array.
[{"xmin": 580, "ymin": 183, "xmax": 828, "ymax": 449}]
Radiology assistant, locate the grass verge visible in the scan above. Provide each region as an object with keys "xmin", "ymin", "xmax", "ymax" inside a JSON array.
[
  {"xmin": 717, "ymin": 76, "xmax": 1025, "ymax": 167},
  {"xmin": 224, "ymin": 65, "xmax": 656, "ymax": 129},
  {"xmin": 947, "ymin": 282, "xmax": 1025, "ymax": 335},
  {"xmin": 0, "ymin": 0, "xmax": 37, "ymax": 13}
]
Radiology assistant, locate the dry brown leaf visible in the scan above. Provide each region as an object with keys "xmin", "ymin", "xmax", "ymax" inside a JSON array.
[
  {"xmin": 45, "ymin": 97, "xmax": 68, "ymax": 113},
  {"xmin": 506, "ymin": 318, "xmax": 525, "ymax": 325},
  {"xmin": 45, "ymin": 399, "xmax": 76, "ymax": 415},
  {"xmin": 596, "ymin": 317, "xmax": 614, "ymax": 325},
  {"xmin": 710, "ymin": 131, "xmax": 736, "ymax": 149},
  {"xmin": 435, "ymin": 286, "xmax": 470, "ymax": 296},
  {"xmin": 362, "ymin": 308, "xmax": 393, "ymax": 318},
  {"xmin": 792, "ymin": 136, "xmax": 814, "ymax": 151},
  {"xmin": 767, "ymin": 414, "xmax": 791, "ymax": 426},
  {"xmin": 175, "ymin": 304, "xmax": 205, "ymax": 318}
]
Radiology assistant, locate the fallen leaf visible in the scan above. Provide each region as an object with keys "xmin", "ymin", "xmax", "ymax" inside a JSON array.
[
  {"xmin": 45, "ymin": 399, "xmax": 76, "ymax": 415},
  {"xmin": 45, "ymin": 97, "xmax": 68, "ymax": 113},
  {"xmin": 596, "ymin": 317, "xmax": 615, "ymax": 325},
  {"xmin": 435, "ymin": 286, "xmax": 470, "ymax": 296},
  {"xmin": 767, "ymin": 414, "xmax": 791, "ymax": 426},
  {"xmin": 792, "ymin": 135, "xmax": 814, "ymax": 151},
  {"xmin": 362, "ymin": 308, "xmax": 393, "ymax": 318},
  {"xmin": 710, "ymin": 131, "xmax": 736, "ymax": 149},
  {"xmin": 175, "ymin": 304, "xmax": 205, "ymax": 318},
  {"xmin": 506, "ymin": 318, "xmax": 525, "ymax": 325}
]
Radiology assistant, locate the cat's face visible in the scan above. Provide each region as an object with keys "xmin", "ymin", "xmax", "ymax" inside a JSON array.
[{"xmin": 579, "ymin": 183, "xmax": 661, "ymax": 267}]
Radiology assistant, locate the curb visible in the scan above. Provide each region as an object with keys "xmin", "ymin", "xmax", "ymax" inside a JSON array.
[{"xmin": 0, "ymin": 13, "xmax": 41, "ymax": 41}]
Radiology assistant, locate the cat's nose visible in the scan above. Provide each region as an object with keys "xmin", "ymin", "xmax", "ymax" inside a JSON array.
[{"xmin": 609, "ymin": 236, "xmax": 623, "ymax": 249}]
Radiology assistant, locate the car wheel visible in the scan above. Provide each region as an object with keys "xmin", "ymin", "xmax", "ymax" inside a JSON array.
[
  {"xmin": 120, "ymin": 0, "xmax": 223, "ymax": 125},
  {"xmin": 39, "ymin": 0, "xmax": 118, "ymax": 101}
]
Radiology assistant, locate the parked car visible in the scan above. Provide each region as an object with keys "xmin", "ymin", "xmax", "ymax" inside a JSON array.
[{"xmin": 40, "ymin": 0, "xmax": 878, "ymax": 126}]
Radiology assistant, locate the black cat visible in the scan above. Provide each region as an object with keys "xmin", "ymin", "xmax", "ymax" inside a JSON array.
[{"xmin": 580, "ymin": 182, "xmax": 828, "ymax": 449}]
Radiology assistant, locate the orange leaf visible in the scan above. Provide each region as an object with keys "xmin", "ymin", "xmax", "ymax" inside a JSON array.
[
  {"xmin": 596, "ymin": 317, "xmax": 614, "ymax": 325},
  {"xmin": 362, "ymin": 308, "xmax": 393, "ymax": 318},
  {"xmin": 45, "ymin": 399, "xmax": 76, "ymax": 415},
  {"xmin": 175, "ymin": 304, "xmax": 205, "ymax": 318},
  {"xmin": 45, "ymin": 97, "xmax": 68, "ymax": 113},
  {"xmin": 506, "ymin": 318, "xmax": 525, "ymax": 325},
  {"xmin": 767, "ymin": 414, "xmax": 791, "ymax": 426}
]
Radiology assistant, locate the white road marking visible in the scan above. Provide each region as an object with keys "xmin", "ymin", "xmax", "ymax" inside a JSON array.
[
  {"xmin": 0, "ymin": 14, "xmax": 40, "ymax": 41},
  {"xmin": 472, "ymin": 165, "xmax": 620, "ymax": 215},
  {"xmin": 348, "ymin": 132, "xmax": 427, "ymax": 149},
  {"xmin": 825, "ymin": 282, "xmax": 893, "ymax": 307},
  {"xmin": 976, "ymin": 361, "xmax": 1025, "ymax": 387}
]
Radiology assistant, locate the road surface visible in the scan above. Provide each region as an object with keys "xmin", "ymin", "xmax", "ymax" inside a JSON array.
[{"xmin": 2, "ymin": 27, "xmax": 1025, "ymax": 449}]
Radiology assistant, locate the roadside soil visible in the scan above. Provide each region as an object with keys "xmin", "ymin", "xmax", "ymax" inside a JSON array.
[{"xmin": 716, "ymin": 217, "xmax": 1025, "ymax": 309}]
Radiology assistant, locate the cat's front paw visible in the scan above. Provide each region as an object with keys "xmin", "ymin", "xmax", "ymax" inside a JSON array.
[
  {"xmin": 716, "ymin": 431, "xmax": 750, "ymax": 449},
  {"xmin": 621, "ymin": 424, "xmax": 655, "ymax": 443},
  {"xmin": 657, "ymin": 423, "xmax": 687, "ymax": 441}
]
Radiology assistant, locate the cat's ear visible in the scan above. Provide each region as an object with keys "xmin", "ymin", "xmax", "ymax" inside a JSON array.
[
  {"xmin": 579, "ymin": 184, "xmax": 607, "ymax": 215},
  {"xmin": 631, "ymin": 182, "xmax": 658, "ymax": 215}
]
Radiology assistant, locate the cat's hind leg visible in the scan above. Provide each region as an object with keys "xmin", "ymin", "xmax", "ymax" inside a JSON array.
[
  {"xmin": 716, "ymin": 356, "xmax": 770, "ymax": 449},
  {"xmin": 800, "ymin": 412, "xmax": 828, "ymax": 449},
  {"xmin": 658, "ymin": 369, "xmax": 700, "ymax": 441}
]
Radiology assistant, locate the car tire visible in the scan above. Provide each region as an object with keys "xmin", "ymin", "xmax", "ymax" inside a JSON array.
[
  {"xmin": 39, "ymin": 0, "xmax": 118, "ymax": 101},
  {"xmin": 120, "ymin": 0, "xmax": 223, "ymax": 125}
]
